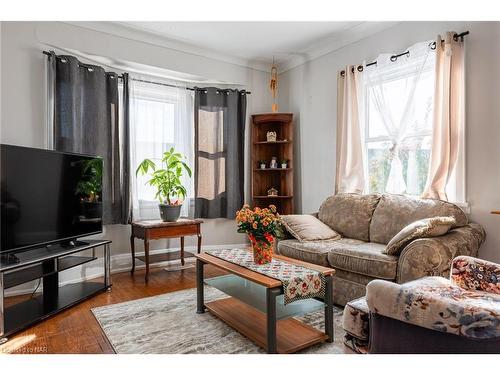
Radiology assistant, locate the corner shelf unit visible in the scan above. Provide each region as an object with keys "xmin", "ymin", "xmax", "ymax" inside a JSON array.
[{"xmin": 251, "ymin": 113, "xmax": 294, "ymax": 214}]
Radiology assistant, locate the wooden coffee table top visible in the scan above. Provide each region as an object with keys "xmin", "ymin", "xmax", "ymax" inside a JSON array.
[{"xmin": 196, "ymin": 250, "xmax": 335, "ymax": 289}]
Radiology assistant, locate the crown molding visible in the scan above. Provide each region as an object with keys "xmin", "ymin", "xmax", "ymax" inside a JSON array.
[
  {"xmin": 63, "ymin": 21, "xmax": 271, "ymax": 73},
  {"xmin": 63, "ymin": 21, "xmax": 401, "ymax": 75},
  {"xmin": 278, "ymin": 21, "xmax": 401, "ymax": 72}
]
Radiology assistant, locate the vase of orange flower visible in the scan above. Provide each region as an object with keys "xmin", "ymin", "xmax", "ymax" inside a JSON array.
[{"xmin": 236, "ymin": 204, "xmax": 280, "ymax": 264}]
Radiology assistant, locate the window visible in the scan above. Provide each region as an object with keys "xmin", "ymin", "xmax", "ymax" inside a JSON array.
[
  {"xmin": 363, "ymin": 46, "xmax": 436, "ymax": 197},
  {"xmin": 133, "ymin": 95, "xmax": 176, "ymax": 202},
  {"xmin": 129, "ymin": 79, "xmax": 194, "ymax": 220}
]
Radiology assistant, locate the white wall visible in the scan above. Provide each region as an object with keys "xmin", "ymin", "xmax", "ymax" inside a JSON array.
[
  {"xmin": 0, "ymin": 21, "xmax": 273, "ymax": 266},
  {"xmin": 279, "ymin": 21, "xmax": 500, "ymax": 263}
]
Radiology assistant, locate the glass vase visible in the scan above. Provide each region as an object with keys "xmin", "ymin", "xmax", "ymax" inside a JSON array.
[{"xmin": 249, "ymin": 235, "xmax": 274, "ymax": 264}]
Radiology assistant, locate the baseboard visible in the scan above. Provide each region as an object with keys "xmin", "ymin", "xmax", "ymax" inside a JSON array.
[{"xmin": 4, "ymin": 243, "xmax": 247, "ymax": 297}]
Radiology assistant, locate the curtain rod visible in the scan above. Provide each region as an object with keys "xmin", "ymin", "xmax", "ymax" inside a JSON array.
[
  {"xmin": 340, "ymin": 30, "xmax": 469, "ymax": 76},
  {"xmin": 42, "ymin": 51, "xmax": 251, "ymax": 94}
]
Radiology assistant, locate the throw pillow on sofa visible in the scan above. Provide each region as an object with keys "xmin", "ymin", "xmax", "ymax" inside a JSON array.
[
  {"xmin": 280, "ymin": 214, "xmax": 341, "ymax": 242},
  {"xmin": 384, "ymin": 216, "xmax": 456, "ymax": 255}
]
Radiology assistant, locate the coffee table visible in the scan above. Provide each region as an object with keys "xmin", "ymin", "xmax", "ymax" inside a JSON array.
[{"xmin": 195, "ymin": 251, "xmax": 335, "ymax": 354}]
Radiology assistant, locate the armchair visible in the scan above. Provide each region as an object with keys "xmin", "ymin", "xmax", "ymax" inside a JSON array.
[{"xmin": 365, "ymin": 256, "xmax": 500, "ymax": 353}]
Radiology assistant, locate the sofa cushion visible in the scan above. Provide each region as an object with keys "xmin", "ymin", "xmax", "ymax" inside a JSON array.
[
  {"xmin": 318, "ymin": 193, "xmax": 381, "ymax": 242},
  {"xmin": 277, "ymin": 239, "xmax": 333, "ymax": 266},
  {"xmin": 326, "ymin": 238, "xmax": 398, "ymax": 279},
  {"xmin": 280, "ymin": 214, "xmax": 341, "ymax": 242},
  {"xmin": 384, "ymin": 216, "xmax": 456, "ymax": 255},
  {"xmin": 370, "ymin": 194, "xmax": 468, "ymax": 244}
]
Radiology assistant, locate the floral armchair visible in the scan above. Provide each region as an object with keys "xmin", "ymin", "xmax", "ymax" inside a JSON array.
[{"xmin": 364, "ymin": 256, "xmax": 500, "ymax": 353}]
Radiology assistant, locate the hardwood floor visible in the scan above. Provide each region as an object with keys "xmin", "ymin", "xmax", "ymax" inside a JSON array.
[
  {"xmin": 1, "ymin": 263, "xmax": 225, "ymax": 354},
  {"xmin": 1, "ymin": 263, "xmax": 354, "ymax": 354}
]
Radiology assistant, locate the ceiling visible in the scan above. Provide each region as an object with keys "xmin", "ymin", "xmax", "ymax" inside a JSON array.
[{"xmin": 72, "ymin": 21, "xmax": 399, "ymax": 72}]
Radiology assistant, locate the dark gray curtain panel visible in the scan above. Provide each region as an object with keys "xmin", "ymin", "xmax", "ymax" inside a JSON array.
[
  {"xmin": 52, "ymin": 53, "xmax": 130, "ymax": 224},
  {"xmin": 194, "ymin": 87, "xmax": 247, "ymax": 219}
]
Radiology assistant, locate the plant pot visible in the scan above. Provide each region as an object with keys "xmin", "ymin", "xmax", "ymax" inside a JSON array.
[
  {"xmin": 249, "ymin": 235, "xmax": 274, "ymax": 264},
  {"xmin": 159, "ymin": 204, "xmax": 182, "ymax": 222},
  {"xmin": 260, "ymin": 164, "xmax": 266, "ymax": 169},
  {"xmin": 281, "ymin": 164, "xmax": 287, "ymax": 169},
  {"xmin": 81, "ymin": 201, "xmax": 102, "ymax": 219}
]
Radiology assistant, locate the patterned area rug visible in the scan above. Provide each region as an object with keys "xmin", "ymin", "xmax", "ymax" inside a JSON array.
[{"xmin": 91, "ymin": 286, "xmax": 348, "ymax": 354}]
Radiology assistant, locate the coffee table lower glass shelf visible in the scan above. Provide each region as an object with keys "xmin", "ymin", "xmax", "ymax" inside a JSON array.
[{"xmin": 205, "ymin": 275, "xmax": 324, "ymax": 320}]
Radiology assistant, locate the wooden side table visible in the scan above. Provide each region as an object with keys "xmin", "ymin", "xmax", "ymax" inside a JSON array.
[{"xmin": 130, "ymin": 219, "xmax": 203, "ymax": 282}]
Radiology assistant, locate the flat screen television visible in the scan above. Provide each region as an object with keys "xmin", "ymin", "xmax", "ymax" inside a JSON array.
[{"xmin": 1, "ymin": 144, "xmax": 103, "ymax": 254}]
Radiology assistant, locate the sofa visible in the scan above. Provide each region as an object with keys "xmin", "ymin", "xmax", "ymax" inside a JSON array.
[{"xmin": 276, "ymin": 193, "xmax": 486, "ymax": 306}]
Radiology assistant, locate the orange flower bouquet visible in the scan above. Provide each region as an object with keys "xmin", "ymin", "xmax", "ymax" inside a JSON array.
[{"xmin": 236, "ymin": 204, "xmax": 281, "ymax": 264}]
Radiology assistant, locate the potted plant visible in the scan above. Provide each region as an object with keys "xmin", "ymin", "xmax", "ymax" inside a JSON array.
[
  {"xmin": 75, "ymin": 158, "xmax": 103, "ymax": 219},
  {"xmin": 259, "ymin": 160, "xmax": 266, "ymax": 169},
  {"xmin": 136, "ymin": 147, "xmax": 192, "ymax": 222},
  {"xmin": 236, "ymin": 204, "xmax": 281, "ymax": 264},
  {"xmin": 281, "ymin": 159, "xmax": 288, "ymax": 169}
]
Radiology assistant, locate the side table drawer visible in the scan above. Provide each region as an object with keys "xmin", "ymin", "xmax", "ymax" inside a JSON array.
[{"xmin": 147, "ymin": 224, "xmax": 199, "ymax": 239}]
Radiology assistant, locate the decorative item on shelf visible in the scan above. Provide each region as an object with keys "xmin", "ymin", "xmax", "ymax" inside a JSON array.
[
  {"xmin": 258, "ymin": 160, "xmax": 266, "ymax": 169},
  {"xmin": 136, "ymin": 147, "xmax": 192, "ymax": 222},
  {"xmin": 266, "ymin": 131, "xmax": 277, "ymax": 142},
  {"xmin": 269, "ymin": 157, "xmax": 278, "ymax": 169},
  {"xmin": 267, "ymin": 187, "xmax": 278, "ymax": 197},
  {"xmin": 269, "ymin": 57, "xmax": 279, "ymax": 113},
  {"xmin": 236, "ymin": 204, "xmax": 281, "ymax": 264},
  {"xmin": 281, "ymin": 159, "xmax": 288, "ymax": 169}
]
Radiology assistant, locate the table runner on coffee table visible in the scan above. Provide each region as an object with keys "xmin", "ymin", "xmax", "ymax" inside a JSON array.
[{"xmin": 206, "ymin": 248, "xmax": 325, "ymax": 304}]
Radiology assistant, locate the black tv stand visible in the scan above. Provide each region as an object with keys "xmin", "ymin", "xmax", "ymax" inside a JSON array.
[
  {"xmin": 49, "ymin": 240, "xmax": 89, "ymax": 249},
  {"xmin": 0, "ymin": 253, "xmax": 20, "ymax": 265},
  {"xmin": 0, "ymin": 239, "xmax": 111, "ymax": 342}
]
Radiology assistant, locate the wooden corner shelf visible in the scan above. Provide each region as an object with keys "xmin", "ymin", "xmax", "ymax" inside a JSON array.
[
  {"xmin": 253, "ymin": 168, "xmax": 292, "ymax": 172},
  {"xmin": 253, "ymin": 195, "xmax": 293, "ymax": 199},
  {"xmin": 251, "ymin": 113, "xmax": 294, "ymax": 214},
  {"xmin": 253, "ymin": 140, "xmax": 292, "ymax": 145}
]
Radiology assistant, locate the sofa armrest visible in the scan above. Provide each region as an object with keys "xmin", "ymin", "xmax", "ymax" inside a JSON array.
[
  {"xmin": 451, "ymin": 256, "xmax": 500, "ymax": 294},
  {"xmin": 396, "ymin": 223, "xmax": 486, "ymax": 284}
]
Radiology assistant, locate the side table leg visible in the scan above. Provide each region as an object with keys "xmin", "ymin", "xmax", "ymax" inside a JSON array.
[
  {"xmin": 130, "ymin": 235, "xmax": 135, "ymax": 275},
  {"xmin": 324, "ymin": 275, "xmax": 334, "ymax": 343},
  {"xmin": 180, "ymin": 236, "xmax": 185, "ymax": 266},
  {"xmin": 197, "ymin": 230, "xmax": 202, "ymax": 254},
  {"xmin": 196, "ymin": 259, "xmax": 205, "ymax": 314},
  {"xmin": 266, "ymin": 287, "xmax": 280, "ymax": 354},
  {"xmin": 144, "ymin": 239, "xmax": 150, "ymax": 283}
]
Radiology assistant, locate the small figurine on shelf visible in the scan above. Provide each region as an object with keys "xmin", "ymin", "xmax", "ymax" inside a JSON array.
[
  {"xmin": 266, "ymin": 131, "xmax": 277, "ymax": 142},
  {"xmin": 259, "ymin": 160, "xmax": 266, "ymax": 169},
  {"xmin": 281, "ymin": 159, "xmax": 288, "ymax": 169},
  {"xmin": 267, "ymin": 187, "xmax": 278, "ymax": 197},
  {"xmin": 269, "ymin": 157, "xmax": 278, "ymax": 169}
]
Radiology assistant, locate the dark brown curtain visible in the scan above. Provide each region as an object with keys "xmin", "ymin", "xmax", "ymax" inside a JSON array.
[
  {"xmin": 194, "ymin": 87, "xmax": 247, "ymax": 218},
  {"xmin": 51, "ymin": 52, "xmax": 130, "ymax": 224}
]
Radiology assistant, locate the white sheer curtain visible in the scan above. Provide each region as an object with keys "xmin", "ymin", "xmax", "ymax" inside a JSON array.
[
  {"xmin": 364, "ymin": 42, "xmax": 435, "ymax": 194},
  {"xmin": 129, "ymin": 77, "xmax": 194, "ymax": 220}
]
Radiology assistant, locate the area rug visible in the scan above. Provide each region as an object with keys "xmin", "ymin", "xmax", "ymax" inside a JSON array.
[{"xmin": 91, "ymin": 286, "xmax": 347, "ymax": 354}]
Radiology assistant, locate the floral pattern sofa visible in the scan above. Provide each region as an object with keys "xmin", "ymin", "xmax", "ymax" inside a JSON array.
[
  {"xmin": 276, "ymin": 193, "xmax": 486, "ymax": 306},
  {"xmin": 364, "ymin": 256, "xmax": 500, "ymax": 353}
]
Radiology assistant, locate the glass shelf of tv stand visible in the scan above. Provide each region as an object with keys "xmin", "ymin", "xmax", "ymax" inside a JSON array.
[{"xmin": 204, "ymin": 275, "xmax": 324, "ymax": 320}]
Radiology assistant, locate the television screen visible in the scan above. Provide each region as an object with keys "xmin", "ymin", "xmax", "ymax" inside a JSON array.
[{"xmin": 1, "ymin": 144, "xmax": 103, "ymax": 253}]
